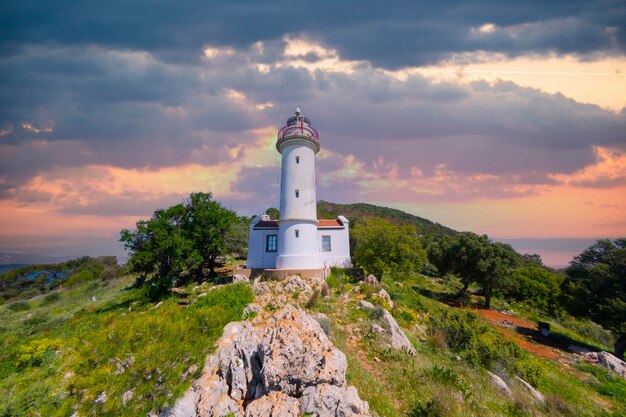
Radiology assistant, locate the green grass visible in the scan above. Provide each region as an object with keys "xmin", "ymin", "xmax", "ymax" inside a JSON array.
[
  {"xmin": 313, "ymin": 275, "xmax": 625, "ymax": 417},
  {"xmin": 0, "ymin": 279, "xmax": 253, "ymax": 417}
]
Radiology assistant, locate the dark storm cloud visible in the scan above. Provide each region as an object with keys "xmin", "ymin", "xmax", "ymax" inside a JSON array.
[
  {"xmin": 1, "ymin": 1, "xmax": 625, "ymax": 69},
  {"xmin": 297, "ymin": 71, "xmax": 625, "ymax": 177},
  {"xmin": 0, "ymin": 2, "xmax": 625, "ymax": 206}
]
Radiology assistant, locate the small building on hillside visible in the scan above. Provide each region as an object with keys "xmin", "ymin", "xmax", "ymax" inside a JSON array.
[{"xmin": 246, "ymin": 108, "xmax": 351, "ymax": 275}]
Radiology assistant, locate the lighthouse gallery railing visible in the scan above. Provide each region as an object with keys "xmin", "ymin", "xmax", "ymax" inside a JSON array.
[{"xmin": 277, "ymin": 124, "xmax": 319, "ymax": 141}]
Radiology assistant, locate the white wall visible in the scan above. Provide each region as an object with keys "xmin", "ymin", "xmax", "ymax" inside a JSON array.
[
  {"xmin": 279, "ymin": 142, "xmax": 318, "ymax": 221},
  {"xmin": 318, "ymin": 225, "xmax": 352, "ymax": 268},
  {"xmin": 246, "ymin": 216, "xmax": 279, "ymax": 269},
  {"xmin": 276, "ymin": 220, "xmax": 322, "ymax": 269}
]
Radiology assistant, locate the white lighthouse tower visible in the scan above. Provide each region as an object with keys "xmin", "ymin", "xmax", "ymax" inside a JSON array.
[
  {"xmin": 275, "ymin": 107, "xmax": 322, "ymax": 269},
  {"xmin": 245, "ymin": 107, "xmax": 351, "ymax": 276}
]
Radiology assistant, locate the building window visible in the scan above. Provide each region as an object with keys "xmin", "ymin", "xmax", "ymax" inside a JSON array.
[
  {"xmin": 322, "ymin": 235, "xmax": 331, "ymax": 252},
  {"xmin": 295, "ymin": 229, "xmax": 299, "ymax": 238},
  {"xmin": 296, "ymin": 156, "xmax": 300, "ymax": 164},
  {"xmin": 295, "ymin": 189, "xmax": 299, "ymax": 198},
  {"xmin": 266, "ymin": 234, "xmax": 277, "ymax": 252}
]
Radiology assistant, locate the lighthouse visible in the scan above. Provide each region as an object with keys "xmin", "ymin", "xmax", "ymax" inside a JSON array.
[
  {"xmin": 245, "ymin": 107, "xmax": 351, "ymax": 276},
  {"xmin": 275, "ymin": 107, "xmax": 322, "ymax": 269}
]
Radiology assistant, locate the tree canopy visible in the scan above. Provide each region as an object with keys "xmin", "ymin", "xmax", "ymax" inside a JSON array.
[
  {"xmin": 429, "ymin": 232, "xmax": 518, "ymax": 308},
  {"xmin": 120, "ymin": 192, "xmax": 242, "ymax": 299},
  {"xmin": 562, "ymin": 238, "xmax": 626, "ymax": 358},
  {"xmin": 352, "ymin": 217, "xmax": 428, "ymax": 279},
  {"xmin": 503, "ymin": 266, "xmax": 563, "ymax": 313}
]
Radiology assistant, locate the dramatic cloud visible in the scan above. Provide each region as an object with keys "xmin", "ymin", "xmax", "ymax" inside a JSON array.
[
  {"xmin": 2, "ymin": 1, "xmax": 624, "ymax": 67},
  {"xmin": 1, "ymin": 1, "xmax": 625, "ymax": 266}
]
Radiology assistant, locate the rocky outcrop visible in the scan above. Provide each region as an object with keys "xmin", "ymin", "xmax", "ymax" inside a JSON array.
[
  {"xmin": 514, "ymin": 376, "xmax": 545, "ymax": 403},
  {"xmin": 487, "ymin": 371, "xmax": 512, "ymax": 398},
  {"xmin": 233, "ymin": 274, "xmax": 250, "ymax": 283},
  {"xmin": 359, "ymin": 299, "xmax": 416, "ymax": 355},
  {"xmin": 161, "ymin": 305, "xmax": 369, "ymax": 417},
  {"xmin": 585, "ymin": 351, "xmax": 626, "ymax": 379},
  {"xmin": 372, "ymin": 289, "xmax": 393, "ymax": 308},
  {"xmin": 362, "ymin": 275, "xmax": 381, "ymax": 289}
]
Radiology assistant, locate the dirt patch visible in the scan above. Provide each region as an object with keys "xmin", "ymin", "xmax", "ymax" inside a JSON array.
[{"xmin": 471, "ymin": 308, "xmax": 568, "ymax": 362}]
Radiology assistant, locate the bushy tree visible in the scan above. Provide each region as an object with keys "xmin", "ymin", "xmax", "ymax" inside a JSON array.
[
  {"xmin": 352, "ymin": 217, "xmax": 427, "ymax": 279},
  {"xmin": 224, "ymin": 217, "xmax": 250, "ymax": 259},
  {"xmin": 182, "ymin": 192, "xmax": 238, "ymax": 275},
  {"xmin": 504, "ymin": 266, "xmax": 563, "ymax": 313},
  {"xmin": 429, "ymin": 232, "xmax": 518, "ymax": 308},
  {"xmin": 120, "ymin": 192, "xmax": 239, "ymax": 299},
  {"xmin": 562, "ymin": 238, "xmax": 626, "ymax": 358}
]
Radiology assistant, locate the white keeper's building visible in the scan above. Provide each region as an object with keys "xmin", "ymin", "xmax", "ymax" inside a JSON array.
[{"xmin": 246, "ymin": 108, "xmax": 351, "ymax": 272}]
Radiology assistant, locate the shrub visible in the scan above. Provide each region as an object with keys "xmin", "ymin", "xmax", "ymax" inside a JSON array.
[
  {"xmin": 503, "ymin": 266, "xmax": 563, "ymax": 313},
  {"xmin": 305, "ymin": 290, "xmax": 321, "ymax": 309},
  {"xmin": 428, "ymin": 307, "xmax": 541, "ymax": 382},
  {"xmin": 63, "ymin": 270, "xmax": 95, "ymax": 287},
  {"xmin": 15, "ymin": 337, "xmax": 62, "ymax": 367},
  {"xmin": 41, "ymin": 292, "xmax": 61, "ymax": 305},
  {"xmin": 7, "ymin": 301, "xmax": 30, "ymax": 312},
  {"xmin": 359, "ymin": 282, "xmax": 379, "ymax": 299}
]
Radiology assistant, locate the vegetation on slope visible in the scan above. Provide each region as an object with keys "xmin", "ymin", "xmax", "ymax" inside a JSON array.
[
  {"xmin": 319, "ymin": 269, "xmax": 626, "ymax": 417},
  {"xmin": 0, "ymin": 277, "xmax": 252, "ymax": 417},
  {"xmin": 0, "ymin": 256, "xmax": 121, "ymax": 303},
  {"xmin": 316, "ymin": 200, "xmax": 457, "ymax": 237}
]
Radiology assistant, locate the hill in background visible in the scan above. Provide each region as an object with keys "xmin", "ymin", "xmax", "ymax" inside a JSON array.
[{"xmin": 317, "ymin": 200, "xmax": 457, "ymax": 237}]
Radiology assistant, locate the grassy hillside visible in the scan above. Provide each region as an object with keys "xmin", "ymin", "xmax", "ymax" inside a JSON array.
[
  {"xmin": 317, "ymin": 200, "xmax": 457, "ymax": 237},
  {"xmin": 320, "ymin": 270, "xmax": 626, "ymax": 417},
  {"xmin": 1, "ymin": 261, "xmax": 624, "ymax": 416},
  {"xmin": 0, "ymin": 256, "xmax": 121, "ymax": 303},
  {"xmin": 0, "ymin": 274, "xmax": 252, "ymax": 416}
]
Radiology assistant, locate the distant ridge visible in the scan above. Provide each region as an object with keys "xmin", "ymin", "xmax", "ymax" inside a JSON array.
[
  {"xmin": 317, "ymin": 201, "xmax": 457, "ymax": 237},
  {"xmin": 0, "ymin": 251, "xmax": 73, "ymax": 266}
]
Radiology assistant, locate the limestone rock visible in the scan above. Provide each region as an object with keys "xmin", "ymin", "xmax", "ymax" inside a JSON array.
[
  {"xmin": 362, "ymin": 274, "xmax": 381, "ymax": 289},
  {"xmin": 163, "ymin": 305, "xmax": 369, "ymax": 417},
  {"xmin": 260, "ymin": 306, "xmax": 347, "ymax": 395},
  {"xmin": 488, "ymin": 371, "xmax": 512, "ymax": 398},
  {"xmin": 245, "ymin": 392, "xmax": 300, "ymax": 417},
  {"xmin": 233, "ymin": 274, "xmax": 249, "ymax": 283},
  {"xmin": 94, "ymin": 391, "xmax": 107, "ymax": 404},
  {"xmin": 159, "ymin": 390, "xmax": 198, "ymax": 417},
  {"xmin": 361, "ymin": 301, "xmax": 415, "ymax": 354},
  {"xmin": 252, "ymin": 280, "xmax": 270, "ymax": 295},
  {"xmin": 121, "ymin": 389, "xmax": 135, "ymax": 406},
  {"xmin": 378, "ymin": 309, "xmax": 416, "ymax": 355},
  {"xmin": 372, "ymin": 289, "xmax": 393, "ymax": 308},
  {"xmin": 585, "ymin": 351, "xmax": 626, "ymax": 379},
  {"xmin": 283, "ymin": 275, "xmax": 313, "ymax": 294},
  {"xmin": 243, "ymin": 303, "xmax": 264, "ymax": 323},
  {"xmin": 514, "ymin": 376, "xmax": 545, "ymax": 403}
]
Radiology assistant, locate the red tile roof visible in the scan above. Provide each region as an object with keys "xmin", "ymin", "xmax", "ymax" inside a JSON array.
[
  {"xmin": 255, "ymin": 220, "xmax": 279, "ymax": 228},
  {"xmin": 317, "ymin": 219, "xmax": 344, "ymax": 227}
]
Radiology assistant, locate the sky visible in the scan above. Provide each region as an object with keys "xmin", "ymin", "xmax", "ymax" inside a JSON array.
[{"xmin": 0, "ymin": 1, "xmax": 625, "ymax": 267}]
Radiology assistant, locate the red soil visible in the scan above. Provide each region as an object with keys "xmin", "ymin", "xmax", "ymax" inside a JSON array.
[{"xmin": 470, "ymin": 307, "xmax": 570, "ymax": 363}]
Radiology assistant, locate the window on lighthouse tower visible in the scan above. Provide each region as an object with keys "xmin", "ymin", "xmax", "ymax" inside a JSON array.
[
  {"xmin": 296, "ymin": 156, "xmax": 300, "ymax": 164},
  {"xmin": 295, "ymin": 189, "xmax": 299, "ymax": 198}
]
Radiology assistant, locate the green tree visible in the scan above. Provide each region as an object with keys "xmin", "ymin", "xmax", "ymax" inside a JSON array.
[
  {"xmin": 429, "ymin": 232, "xmax": 518, "ymax": 308},
  {"xmin": 265, "ymin": 207, "xmax": 280, "ymax": 219},
  {"xmin": 352, "ymin": 217, "xmax": 427, "ymax": 279},
  {"xmin": 224, "ymin": 216, "xmax": 250, "ymax": 259},
  {"xmin": 120, "ymin": 203, "xmax": 192, "ymax": 297},
  {"xmin": 562, "ymin": 238, "xmax": 626, "ymax": 358},
  {"xmin": 120, "ymin": 192, "xmax": 239, "ymax": 299},
  {"xmin": 504, "ymin": 266, "xmax": 563, "ymax": 313},
  {"xmin": 182, "ymin": 192, "xmax": 238, "ymax": 276}
]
